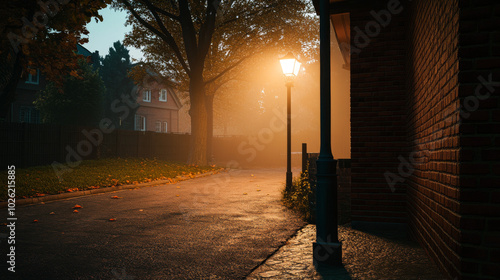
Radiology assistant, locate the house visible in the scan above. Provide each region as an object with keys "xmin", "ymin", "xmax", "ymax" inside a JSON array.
[
  {"xmin": 6, "ymin": 67, "xmax": 45, "ymax": 123},
  {"xmin": 133, "ymin": 75, "xmax": 183, "ymax": 133},
  {"xmin": 5, "ymin": 44, "xmax": 95, "ymax": 124},
  {"xmin": 314, "ymin": 0, "xmax": 499, "ymax": 279}
]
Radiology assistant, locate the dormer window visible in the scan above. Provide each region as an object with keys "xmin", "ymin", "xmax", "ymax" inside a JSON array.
[
  {"xmin": 26, "ymin": 69, "xmax": 39, "ymax": 85},
  {"xmin": 143, "ymin": 90, "xmax": 151, "ymax": 102},
  {"xmin": 159, "ymin": 89, "xmax": 168, "ymax": 102}
]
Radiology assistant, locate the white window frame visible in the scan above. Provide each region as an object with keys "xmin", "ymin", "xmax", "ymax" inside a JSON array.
[
  {"xmin": 135, "ymin": 115, "xmax": 146, "ymax": 131},
  {"xmin": 155, "ymin": 121, "xmax": 162, "ymax": 133},
  {"xmin": 163, "ymin": 121, "xmax": 168, "ymax": 133},
  {"xmin": 159, "ymin": 89, "xmax": 168, "ymax": 102},
  {"xmin": 25, "ymin": 69, "xmax": 39, "ymax": 85},
  {"xmin": 143, "ymin": 90, "xmax": 151, "ymax": 102}
]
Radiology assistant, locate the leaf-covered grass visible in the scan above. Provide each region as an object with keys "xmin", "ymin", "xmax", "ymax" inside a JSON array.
[{"xmin": 2, "ymin": 158, "xmax": 222, "ymax": 201}]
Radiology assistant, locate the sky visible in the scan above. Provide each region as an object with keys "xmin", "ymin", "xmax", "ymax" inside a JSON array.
[{"xmin": 83, "ymin": 7, "xmax": 144, "ymax": 61}]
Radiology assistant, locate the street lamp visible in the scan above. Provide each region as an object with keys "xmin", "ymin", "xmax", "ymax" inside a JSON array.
[
  {"xmin": 313, "ymin": 0, "xmax": 342, "ymax": 267},
  {"xmin": 280, "ymin": 52, "xmax": 301, "ymax": 191}
]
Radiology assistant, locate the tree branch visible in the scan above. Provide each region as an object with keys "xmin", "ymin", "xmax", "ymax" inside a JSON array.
[
  {"xmin": 178, "ymin": 1, "xmax": 199, "ymax": 73},
  {"xmin": 216, "ymin": 2, "xmax": 278, "ymax": 29},
  {"xmin": 120, "ymin": 0, "xmax": 191, "ymax": 77},
  {"xmin": 141, "ymin": 0, "xmax": 180, "ymax": 21},
  {"xmin": 198, "ymin": 0, "xmax": 218, "ymax": 67},
  {"xmin": 204, "ymin": 54, "xmax": 250, "ymax": 85}
]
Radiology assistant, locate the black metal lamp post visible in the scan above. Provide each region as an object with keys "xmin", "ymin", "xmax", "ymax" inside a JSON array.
[
  {"xmin": 313, "ymin": 0, "xmax": 342, "ymax": 267},
  {"xmin": 279, "ymin": 53, "xmax": 301, "ymax": 191}
]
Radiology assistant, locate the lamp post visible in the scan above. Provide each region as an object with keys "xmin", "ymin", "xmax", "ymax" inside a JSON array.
[
  {"xmin": 313, "ymin": 0, "xmax": 342, "ymax": 267},
  {"xmin": 279, "ymin": 53, "xmax": 301, "ymax": 191}
]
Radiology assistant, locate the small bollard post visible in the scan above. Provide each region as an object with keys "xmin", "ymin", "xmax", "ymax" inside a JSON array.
[{"xmin": 302, "ymin": 143, "xmax": 307, "ymax": 174}]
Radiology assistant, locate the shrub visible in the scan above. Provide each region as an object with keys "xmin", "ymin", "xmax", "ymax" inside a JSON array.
[{"xmin": 282, "ymin": 169, "xmax": 313, "ymax": 221}]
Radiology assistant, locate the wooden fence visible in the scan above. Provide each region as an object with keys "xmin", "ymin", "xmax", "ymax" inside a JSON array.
[
  {"xmin": 1, "ymin": 122, "xmax": 190, "ymax": 168},
  {"xmin": 1, "ymin": 123, "xmax": 291, "ymax": 169}
]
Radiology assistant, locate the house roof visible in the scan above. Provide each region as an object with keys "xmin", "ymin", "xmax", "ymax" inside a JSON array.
[
  {"xmin": 168, "ymin": 87, "xmax": 183, "ymax": 109},
  {"xmin": 76, "ymin": 44, "xmax": 93, "ymax": 56}
]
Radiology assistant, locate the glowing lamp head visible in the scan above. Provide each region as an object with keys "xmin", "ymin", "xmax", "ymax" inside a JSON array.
[{"xmin": 280, "ymin": 52, "xmax": 301, "ymax": 80}]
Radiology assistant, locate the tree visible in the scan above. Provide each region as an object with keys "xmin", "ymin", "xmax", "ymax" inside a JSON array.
[
  {"xmin": 117, "ymin": 0, "xmax": 314, "ymax": 165},
  {"xmin": 0, "ymin": 0, "xmax": 110, "ymax": 120},
  {"xmin": 99, "ymin": 41, "xmax": 137, "ymax": 129},
  {"xmin": 34, "ymin": 60, "xmax": 105, "ymax": 126}
]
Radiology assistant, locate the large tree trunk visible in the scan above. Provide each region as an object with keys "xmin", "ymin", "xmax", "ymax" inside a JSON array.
[
  {"xmin": 187, "ymin": 75, "xmax": 208, "ymax": 165},
  {"xmin": 206, "ymin": 94, "xmax": 214, "ymax": 164}
]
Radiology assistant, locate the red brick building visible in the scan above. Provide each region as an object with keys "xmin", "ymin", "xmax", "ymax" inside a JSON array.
[
  {"xmin": 134, "ymin": 77, "xmax": 183, "ymax": 133},
  {"xmin": 315, "ymin": 0, "xmax": 499, "ymax": 279}
]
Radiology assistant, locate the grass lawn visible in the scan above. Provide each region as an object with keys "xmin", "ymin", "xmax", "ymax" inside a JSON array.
[{"xmin": 2, "ymin": 157, "xmax": 222, "ymax": 201}]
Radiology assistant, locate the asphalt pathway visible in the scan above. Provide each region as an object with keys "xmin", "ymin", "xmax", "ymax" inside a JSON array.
[{"xmin": 1, "ymin": 168, "xmax": 305, "ymax": 279}]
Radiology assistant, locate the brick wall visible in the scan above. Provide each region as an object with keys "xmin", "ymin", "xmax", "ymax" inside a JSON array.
[
  {"xmin": 136, "ymin": 106, "xmax": 179, "ymax": 133},
  {"xmin": 135, "ymin": 84, "xmax": 181, "ymax": 133},
  {"xmin": 347, "ymin": 0, "xmax": 498, "ymax": 278},
  {"xmin": 405, "ymin": 1, "xmax": 500, "ymax": 279},
  {"xmin": 350, "ymin": 3, "xmax": 408, "ymax": 224},
  {"xmin": 457, "ymin": 1, "xmax": 500, "ymax": 279},
  {"xmin": 405, "ymin": 0, "xmax": 461, "ymax": 278}
]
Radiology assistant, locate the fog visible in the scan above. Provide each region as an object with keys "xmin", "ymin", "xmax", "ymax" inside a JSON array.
[{"xmin": 211, "ymin": 35, "xmax": 350, "ymax": 168}]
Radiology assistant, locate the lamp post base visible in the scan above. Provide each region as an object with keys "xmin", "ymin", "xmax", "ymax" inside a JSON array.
[{"xmin": 313, "ymin": 241, "xmax": 342, "ymax": 267}]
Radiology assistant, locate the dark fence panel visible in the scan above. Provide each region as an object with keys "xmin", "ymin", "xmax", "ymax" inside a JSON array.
[
  {"xmin": 2, "ymin": 122, "xmax": 311, "ymax": 169},
  {"xmin": 1, "ymin": 123, "xmax": 191, "ymax": 169},
  {"xmin": 307, "ymin": 154, "xmax": 351, "ymax": 224}
]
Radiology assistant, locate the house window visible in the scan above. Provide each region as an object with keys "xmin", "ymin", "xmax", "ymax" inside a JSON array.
[
  {"xmin": 159, "ymin": 89, "xmax": 168, "ymax": 102},
  {"xmin": 155, "ymin": 121, "xmax": 162, "ymax": 132},
  {"xmin": 134, "ymin": 115, "xmax": 146, "ymax": 131},
  {"xmin": 19, "ymin": 107, "xmax": 30, "ymax": 123},
  {"xmin": 143, "ymin": 90, "xmax": 151, "ymax": 102},
  {"xmin": 25, "ymin": 69, "xmax": 39, "ymax": 85},
  {"xmin": 163, "ymin": 122, "xmax": 168, "ymax": 133},
  {"xmin": 19, "ymin": 106, "xmax": 40, "ymax": 123}
]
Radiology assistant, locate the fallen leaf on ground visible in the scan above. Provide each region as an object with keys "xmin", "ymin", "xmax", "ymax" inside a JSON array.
[
  {"xmin": 257, "ymin": 189, "xmax": 261, "ymax": 192},
  {"xmin": 73, "ymin": 205, "xmax": 82, "ymax": 209},
  {"xmin": 176, "ymin": 194, "xmax": 180, "ymax": 197},
  {"xmin": 243, "ymin": 193, "xmax": 248, "ymax": 195},
  {"xmin": 110, "ymin": 196, "xmax": 122, "ymax": 199},
  {"xmin": 73, "ymin": 210, "xmax": 79, "ymax": 213},
  {"xmin": 176, "ymin": 186, "xmax": 180, "ymax": 188},
  {"xmin": 49, "ymin": 212, "xmax": 55, "ymax": 215},
  {"xmin": 109, "ymin": 218, "xmax": 116, "ymax": 222},
  {"xmin": 33, "ymin": 220, "xmax": 38, "ymax": 223},
  {"xmin": 139, "ymin": 209, "xmax": 144, "ymax": 212}
]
